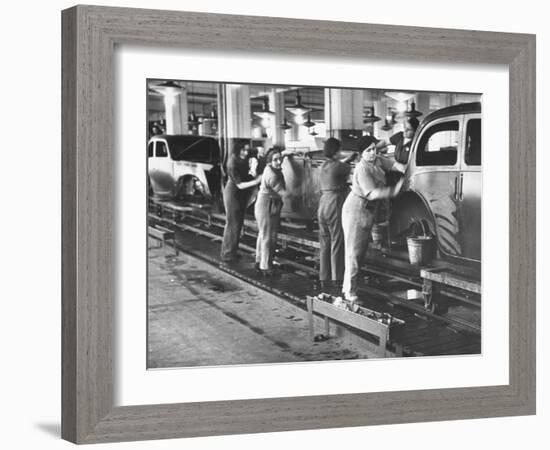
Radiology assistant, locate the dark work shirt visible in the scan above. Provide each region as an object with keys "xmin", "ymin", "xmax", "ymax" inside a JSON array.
[
  {"xmin": 227, "ymin": 155, "xmax": 252, "ymax": 185},
  {"xmin": 390, "ymin": 131, "xmax": 412, "ymax": 164},
  {"xmin": 319, "ymin": 159, "xmax": 351, "ymax": 192},
  {"xmin": 225, "ymin": 155, "xmax": 253, "ymax": 198}
]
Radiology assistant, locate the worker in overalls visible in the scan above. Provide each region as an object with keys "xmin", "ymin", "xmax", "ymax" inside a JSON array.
[
  {"xmin": 254, "ymin": 148, "xmax": 286, "ymax": 276},
  {"xmin": 341, "ymin": 137, "xmax": 406, "ymax": 302},
  {"xmin": 317, "ymin": 138, "xmax": 355, "ymax": 290},
  {"xmin": 220, "ymin": 144, "xmax": 261, "ymax": 263}
]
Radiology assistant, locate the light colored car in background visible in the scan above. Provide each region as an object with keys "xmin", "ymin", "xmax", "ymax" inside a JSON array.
[{"xmin": 147, "ymin": 134, "xmax": 221, "ymax": 202}]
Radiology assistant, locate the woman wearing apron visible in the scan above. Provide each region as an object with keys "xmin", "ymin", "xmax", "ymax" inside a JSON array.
[
  {"xmin": 341, "ymin": 137, "xmax": 405, "ymax": 302},
  {"xmin": 254, "ymin": 148, "xmax": 286, "ymax": 276}
]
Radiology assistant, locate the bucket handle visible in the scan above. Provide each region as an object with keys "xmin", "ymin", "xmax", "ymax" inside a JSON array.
[{"xmin": 419, "ymin": 219, "xmax": 431, "ymax": 238}]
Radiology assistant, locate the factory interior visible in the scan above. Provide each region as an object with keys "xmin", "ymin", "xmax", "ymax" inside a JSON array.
[{"xmin": 146, "ymin": 80, "xmax": 482, "ymax": 367}]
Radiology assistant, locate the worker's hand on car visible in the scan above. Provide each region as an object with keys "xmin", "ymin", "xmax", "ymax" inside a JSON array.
[{"xmin": 391, "ymin": 177, "xmax": 405, "ymax": 197}]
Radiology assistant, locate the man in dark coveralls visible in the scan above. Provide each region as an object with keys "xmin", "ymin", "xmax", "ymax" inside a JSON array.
[
  {"xmin": 317, "ymin": 138, "xmax": 356, "ymax": 289},
  {"xmin": 220, "ymin": 144, "xmax": 261, "ymax": 262}
]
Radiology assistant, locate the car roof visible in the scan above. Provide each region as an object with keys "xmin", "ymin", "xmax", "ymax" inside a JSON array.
[
  {"xmin": 150, "ymin": 134, "xmax": 218, "ymax": 145},
  {"xmin": 422, "ymin": 102, "xmax": 481, "ymax": 125}
]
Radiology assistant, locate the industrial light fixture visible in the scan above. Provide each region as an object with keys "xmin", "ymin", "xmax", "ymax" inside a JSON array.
[
  {"xmin": 210, "ymin": 106, "xmax": 218, "ymax": 120},
  {"xmin": 188, "ymin": 112, "xmax": 199, "ymax": 124},
  {"xmin": 405, "ymin": 101, "xmax": 423, "ymax": 117},
  {"xmin": 187, "ymin": 82, "xmax": 200, "ymax": 131},
  {"xmin": 152, "ymin": 80, "xmax": 183, "ymax": 97},
  {"xmin": 286, "ymin": 90, "xmax": 311, "ymax": 116},
  {"xmin": 188, "ymin": 112, "xmax": 199, "ymax": 132},
  {"xmin": 384, "ymin": 91, "xmax": 415, "ymax": 103},
  {"xmin": 381, "ymin": 117, "xmax": 393, "ymax": 131},
  {"xmin": 303, "ymin": 113, "xmax": 316, "ymax": 128},
  {"xmin": 363, "ymin": 106, "xmax": 381, "ymax": 123},
  {"xmin": 280, "ymin": 117, "xmax": 292, "ymax": 130},
  {"xmin": 254, "ymin": 96, "xmax": 275, "ymax": 119},
  {"xmin": 309, "ymin": 129, "xmax": 318, "ymax": 136}
]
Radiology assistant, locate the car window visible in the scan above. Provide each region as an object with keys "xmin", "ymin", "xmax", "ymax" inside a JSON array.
[
  {"xmin": 416, "ymin": 120, "xmax": 459, "ymax": 166},
  {"xmin": 170, "ymin": 137, "xmax": 220, "ymax": 163},
  {"xmin": 179, "ymin": 142, "xmax": 212, "ymax": 162},
  {"xmin": 156, "ymin": 141, "xmax": 168, "ymax": 157},
  {"xmin": 465, "ymin": 118, "xmax": 481, "ymax": 166},
  {"xmin": 148, "ymin": 142, "xmax": 154, "ymax": 157}
]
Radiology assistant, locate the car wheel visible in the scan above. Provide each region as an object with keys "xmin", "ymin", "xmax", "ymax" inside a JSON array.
[{"xmin": 176, "ymin": 176, "xmax": 208, "ymax": 203}]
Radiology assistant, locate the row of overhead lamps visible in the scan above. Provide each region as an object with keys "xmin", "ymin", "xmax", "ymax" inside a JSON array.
[
  {"xmin": 153, "ymin": 82, "xmax": 423, "ymax": 136},
  {"xmin": 254, "ymin": 89, "xmax": 319, "ymax": 135},
  {"xmin": 363, "ymin": 100, "xmax": 423, "ymax": 131},
  {"xmin": 151, "ymin": 81, "xmax": 218, "ymax": 134}
]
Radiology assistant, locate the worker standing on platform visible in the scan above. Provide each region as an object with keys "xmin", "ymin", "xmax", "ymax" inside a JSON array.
[
  {"xmin": 254, "ymin": 148, "xmax": 286, "ymax": 276},
  {"xmin": 220, "ymin": 144, "xmax": 261, "ymax": 263},
  {"xmin": 341, "ymin": 137, "xmax": 406, "ymax": 303},
  {"xmin": 317, "ymin": 138, "xmax": 356, "ymax": 290}
]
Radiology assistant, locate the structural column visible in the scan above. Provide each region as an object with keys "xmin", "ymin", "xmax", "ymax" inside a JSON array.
[
  {"xmin": 225, "ymin": 84, "xmax": 251, "ymax": 139},
  {"xmin": 325, "ymin": 88, "xmax": 364, "ymax": 143},
  {"xmin": 164, "ymin": 90, "xmax": 188, "ymax": 135},
  {"xmin": 268, "ymin": 89, "xmax": 285, "ymax": 147}
]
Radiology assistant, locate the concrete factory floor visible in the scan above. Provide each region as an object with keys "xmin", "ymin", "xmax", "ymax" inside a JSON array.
[{"xmin": 147, "ymin": 244, "xmax": 375, "ymax": 368}]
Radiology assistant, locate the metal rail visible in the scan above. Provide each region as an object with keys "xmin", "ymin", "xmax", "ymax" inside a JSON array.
[
  {"xmin": 151, "ymin": 199, "xmax": 480, "ymax": 307},
  {"xmin": 148, "ymin": 199, "xmax": 481, "ymax": 335}
]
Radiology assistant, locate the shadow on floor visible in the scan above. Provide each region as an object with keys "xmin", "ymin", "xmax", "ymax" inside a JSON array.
[{"xmin": 35, "ymin": 423, "xmax": 60, "ymax": 438}]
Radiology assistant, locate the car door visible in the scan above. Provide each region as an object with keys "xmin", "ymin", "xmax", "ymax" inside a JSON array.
[
  {"xmin": 410, "ymin": 115, "xmax": 464, "ymax": 258},
  {"xmin": 147, "ymin": 140, "xmax": 159, "ymax": 193},
  {"xmin": 153, "ymin": 139, "xmax": 175, "ymax": 196},
  {"xmin": 456, "ymin": 115, "xmax": 482, "ymax": 261}
]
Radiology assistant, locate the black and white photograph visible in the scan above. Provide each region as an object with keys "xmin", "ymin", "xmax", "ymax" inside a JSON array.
[
  {"xmin": 3, "ymin": 0, "xmax": 545, "ymax": 447},
  {"xmin": 146, "ymin": 80, "xmax": 482, "ymax": 368}
]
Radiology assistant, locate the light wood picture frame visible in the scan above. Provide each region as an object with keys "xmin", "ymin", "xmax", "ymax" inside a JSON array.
[{"xmin": 61, "ymin": 5, "xmax": 536, "ymax": 444}]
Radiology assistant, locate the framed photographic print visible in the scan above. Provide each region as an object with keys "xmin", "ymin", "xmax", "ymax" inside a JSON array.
[{"xmin": 62, "ymin": 5, "xmax": 536, "ymax": 444}]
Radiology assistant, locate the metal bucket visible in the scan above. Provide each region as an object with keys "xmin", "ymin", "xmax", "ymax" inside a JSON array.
[{"xmin": 406, "ymin": 236, "xmax": 434, "ymax": 265}]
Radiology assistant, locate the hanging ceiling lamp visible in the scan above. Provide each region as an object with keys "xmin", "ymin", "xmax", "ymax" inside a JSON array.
[
  {"xmin": 152, "ymin": 80, "xmax": 183, "ymax": 97},
  {"xmin": 303, "ymin": 112, "xmax": 316, "ymax": 128},
  {"xmin": 363, "ymin": 106, "xmax": 381, "ymax": 123},
  {"xmin": 254, "ymin": 96, "xmax": 275, "ymax": 119},
  {"xmin": 280, "ymin": 117, "xmax": 292, "ymax": 130},
  {"xmin": 286, "ymin": 90, "xmax": 311, "ymax": 116},
  {"xmin": 384, "ymin": 91, "xmax": 415, "ymax": 103},
  {"xmin": 188, "ymin": 112, "xmax": 199, "ymax": 124},
  {"xmin": 309, "ymin": 129, "xmax": 318, "ymax": 136},
  {"xmin": 188, "ymin": 113, "xmax": 199, "ymax": 132},
  {"xmin": 405, "ymin": 101, "xmax": 423, "ymax": 117},
  {"xmin": 187, "ymin": 82, "xmax": 199, "ymax": 130},
  {"xmin": 210, "ymin": 105, "xmax": 218, "ymax": 120},
  {"xmin": 381, "ymin": 117, "xmax": 393, "ymax": 131}
]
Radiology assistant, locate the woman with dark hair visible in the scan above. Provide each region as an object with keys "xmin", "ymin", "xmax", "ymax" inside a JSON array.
[
  {"xmin": 220, "ymin": 144, "xmax": 261, "ymax": 262},
  {"xmin": 317, "ymin": 137, "xmax": 355, "ymax": 289},
  {"xmin": 341, "ymin": 137, "xmax": 405, "ymax": 302},
  {"xmin": 380, "ymin": 117, "xmax": 420, "ymax": 164},
  {"xmin": 254, "ymin": 148, "xmax": 286, "ymax": 275}
]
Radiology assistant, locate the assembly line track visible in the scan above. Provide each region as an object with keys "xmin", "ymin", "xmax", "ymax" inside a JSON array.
[{"xmin": 148, "ymin": 200, "xmax": 481, "ymax": 340}]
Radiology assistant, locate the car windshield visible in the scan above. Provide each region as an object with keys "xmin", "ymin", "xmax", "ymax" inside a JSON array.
[{"xmin": 166, "ymin": 136, "xmax": 220, "ymax": 163}]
